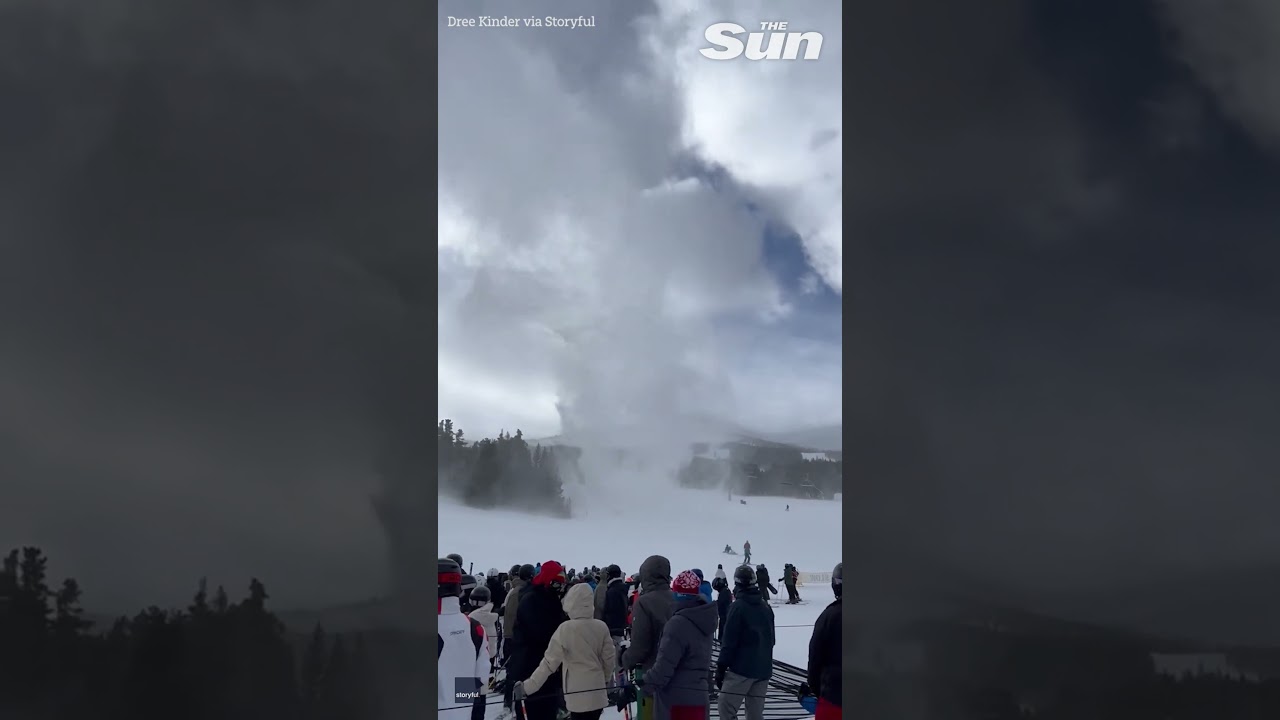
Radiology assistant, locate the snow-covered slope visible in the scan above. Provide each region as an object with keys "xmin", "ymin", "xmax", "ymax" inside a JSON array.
[{"xmin": 438, "ymin": 489, "xmax": 842, "ymax": 667}]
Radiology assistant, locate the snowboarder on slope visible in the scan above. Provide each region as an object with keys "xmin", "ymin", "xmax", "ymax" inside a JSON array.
[
  {"xmin": 512, "ymin": 583, "xmax": 615, "ymax": 720},
  {"xmin": 743, "ymin": 541, "xmax": 751, "ymax": 564},
  {"xmin": 755, "ymin": 565, "xmax": 778, "ymax": 604},
  {"xmin": 799, "ymin": 562, "xmax": 842, "ymax": 720},
  {"xmin": 437, "ymin": 558, "xmax": 491, "ymax": 720},
  {"xmin": 717, "ymin": 564, "xmax": 775, "ymax": 720}
]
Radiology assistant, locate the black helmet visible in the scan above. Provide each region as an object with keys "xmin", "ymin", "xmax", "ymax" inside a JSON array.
[
  {"xmin": 832, "ymin": 562, "xmax": 842, "ymax": 598},
  {"xmin": 519, "ymin": 563, "xmax": 535, "ymax": 581},
  {"xmin": 607, "ymin": 564, "xmax": 622, "ymax": 579},
  {"xmin": 757, "ymin": 564, "xmax": 766, "ymax": 572},
  {"xmin": 712, "ymin": 576, "xmax": 729, "ymax": 592},
  {"xmin": 510, "ymin": 564, "xmax": 521, "ymax": 576},
  {"xmin": 447, "ymin": 553, "xmax": 464, "ymax": 568},
  {"xmin": 470, "ymin": 585, "xmax": 491, "ymax": 606},
  {"xmin": 733, "ymin": 565, "xmax": 756, "ymax": 588},
  {"xmin": 460, "ymin": 574, "xmax": 477, "ymax": 593},
  {"xmin": 439, "ymin": 557, "xmax": 462, "ymax": 598}
]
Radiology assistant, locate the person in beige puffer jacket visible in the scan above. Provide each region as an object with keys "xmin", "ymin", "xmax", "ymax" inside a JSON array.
[{"xmin": 514, "ymin": 583, "xmax": 617, "ymax": 718}]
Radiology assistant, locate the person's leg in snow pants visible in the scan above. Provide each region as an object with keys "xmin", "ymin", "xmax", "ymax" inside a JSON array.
[
  {"xmin": 815, "ymin": 698, "xmax": 842, "ymax": 720},
  {"xmin": 718, "ymin": 670, "xmax": 767, "ymax": 720}
]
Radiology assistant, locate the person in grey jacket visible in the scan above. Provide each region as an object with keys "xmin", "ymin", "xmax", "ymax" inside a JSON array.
[
  {"xmin": 501, "ymin": 565, "xmax": 533, "ymax": 713},
  {"xmin": 621, "ymin": 555, "xmax": 674, "ymax": 720},
  {"xmin": 716, "ymin": 565, "xmax": 775, "ymax": 720},
  {"xmin": 594, "ymin": 563, "xmax": 617, "ymax": 620},
  {"xmin": 621, "ymin": 555, "xmax": 673, "ymax": 674},
  {"xmin": 641, "ymin": 570, "xmax": 718, "ymax": 720}
]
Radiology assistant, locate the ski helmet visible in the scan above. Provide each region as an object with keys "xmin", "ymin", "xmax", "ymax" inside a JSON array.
[
  {"xmin": 519, "ymin": 564, "xmax": 535, "ymax": 581},
  {"xmin": 533, "ymin": 560, "xmax": 567, "ymax": 593},
  {"xmin": 488, "ymin": 567, "xmax": 500, "ymax": 578},
  {"xmin": 733, "ymin": 565, "xmax": 756, "ymax": 588},
  {"xmin": 470, "ymin": 585, "xmax": 491, "ymax": 606},
  {"xmin": 831, "ymin": 562, "xmax": 842, "ymax": 598},
  {"xmin": 510, "ymin": 564, "xmax": 521, "ymax": 577},
  {"xmin": 712, "ymin": 576, "xmax": 728, "ymax": 593},
  {"xmin": 438, "ymin": 557, "xmax": 462, "ymax": 598},
  {"xmin": 607, "ymin": 564, "xmax": 622, "ymax": 579},
  {"xmin": 460, "ymin": 574, "xmax": 477, "ymax": 594},
  {"xmin": 447, "ymin": 553, "xmax": 464, "ymax": 567}
]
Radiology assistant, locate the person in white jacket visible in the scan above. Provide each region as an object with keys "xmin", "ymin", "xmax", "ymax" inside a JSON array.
[
  {"xmin": 467, "ymin": 585, "xmax": 502, "ymax": 668},
  {"xmin": 513, "ymin": 582, "xmax": 616, "ymax": 720},
  {"xmin": 438, "ymin": 558, "xmax": 492, "ymax": 720}
]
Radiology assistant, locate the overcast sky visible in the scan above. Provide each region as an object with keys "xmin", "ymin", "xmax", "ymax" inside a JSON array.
[
  {"xmin": 853, "ymin": 0, "xmax": 1280, "ymax": 643},
  {"xmin": 437, "ymin": 0, "xmax": 842, "ymax": 442},
  {"xmin": 0, "ymin": 1, "xmax": 428, "ymax": 612}
]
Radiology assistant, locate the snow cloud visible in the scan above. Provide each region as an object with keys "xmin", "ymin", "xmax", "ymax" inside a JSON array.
[{"xmin": 438, "ymin": 0, "xmax": 842, "ymax": 444}]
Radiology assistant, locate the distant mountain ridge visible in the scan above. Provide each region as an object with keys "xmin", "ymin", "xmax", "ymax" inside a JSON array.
[{"xmin": 530, "ymin": 420, "xmax": 842, "ymax": 453}]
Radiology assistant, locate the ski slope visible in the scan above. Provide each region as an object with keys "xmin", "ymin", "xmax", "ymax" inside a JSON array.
[
  {"xmin": 439, "ymin": 488, "xmax": 840, "ymax": 719},
  {"xmin": 438, "ymin": 489, "xmax": 842, "ymax": 668}
]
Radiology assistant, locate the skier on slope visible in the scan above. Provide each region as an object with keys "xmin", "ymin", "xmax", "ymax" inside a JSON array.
[
  {"xmin": 743, "ymin": 541, "xmax": 751, "ymax": 564},
  {"xmin": 716, "ymin": 564, "xmax": 775, "ymax": 720},
  {"xmin": 512, "ymin": 582, "xmax": 615, "ymax": 720},
  {"xmin": 437, "ymin": 558, "xmax": 492, "ymax": 720},
  {"xmin": 782, "ymin": 564, "xmax": 801, "ymax": 604},
  {"xmin": 799, "ymin": 562, "xmax": 842, "ymax": 720}
]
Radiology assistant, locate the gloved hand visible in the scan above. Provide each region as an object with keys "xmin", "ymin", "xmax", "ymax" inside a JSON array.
[
  {"xmin": 799, "ymin": 695, "xmax": 818, "ymax": 714},
  {"xmin": 512, "ymin": 681, "xmax": 527, "ymax": 702},
  {"xmin": 714, "ymin": 665, "xmax": 726, "ymax": 690},
  {"xmin": 487, "ymin": 675, "xmax": 496, "ymax": 691}
]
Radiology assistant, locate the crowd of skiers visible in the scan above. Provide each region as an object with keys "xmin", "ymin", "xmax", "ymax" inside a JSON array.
[{"xmin": 437, "ymin": 551, "xmax": 842, "ymax": 720}]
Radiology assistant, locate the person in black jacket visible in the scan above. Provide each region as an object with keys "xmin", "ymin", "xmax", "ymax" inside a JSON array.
[
  {"xmin": 755, "ymin": 564, "xmax": 778, "ymax": 604},
  {"xmin": 511, "ymin": 561, "xmax": 568, "ymax": 720},
  {"xmin": 601, "ymin": 564, "xmax": 629, "ymax": 670},
  {"xmin": 712, "ymin": 576, "xmax": 732, "ymax": 641},
  {"xmin": 716, "ymin": 565, "xmax": 775, "ymax": 720},
  {"xmin": 801, "ymin": 562, "xmax": 841, "ymax": 720}
]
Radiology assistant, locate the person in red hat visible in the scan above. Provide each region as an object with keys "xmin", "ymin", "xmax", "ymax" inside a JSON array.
[
  {"xmin": 637, "ymin": 569, "xmax": 718, "ymax": 720},
  {"xmin": 509, "ymin": 561, "xmax": 569, "ymax": 720}
]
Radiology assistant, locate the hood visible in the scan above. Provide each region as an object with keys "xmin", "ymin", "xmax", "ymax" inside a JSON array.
[
  {"xmin": 563, "ymin": 583, "xmax": 595, "ymax": 619},
  {"xmin": 675, "ymin": 598, "xmax": 719, "ymax": 636},
  {"xmin": 639, "ymin": 555, "xmax": 672, "ymax": 593},
  {"xmin": 736, "ymin": 586, "xmax": 764, "ymax": 605}
]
